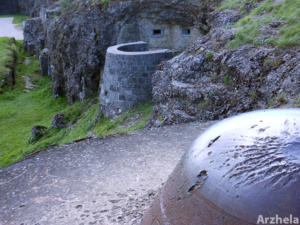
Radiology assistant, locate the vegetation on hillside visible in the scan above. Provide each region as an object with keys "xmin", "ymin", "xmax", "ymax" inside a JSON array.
[
  {"xmin": 219, "ymin": 0, "xmax": 300, "ymax": 48},
  {"xmin": 0, "ymin": 37, "xmax": 17, "ymax": 77},
  {"xmin": 0, "ymin": 41, "xmax": 153, "ymax": 168}
]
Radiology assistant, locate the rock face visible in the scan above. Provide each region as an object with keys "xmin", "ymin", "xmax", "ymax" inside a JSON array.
[
  {"xmin": 23, "ymin": 18, "xmax": 44, "ymax": 56},
  {"xmin": 30, "ymin": 125, "xmax": 47, "ymax": 142},
  {"xmin": 151, "ymin": 10, "xmax": 300, "ymax": 125},
  {"xmin": 51, "ymin": 113, "xmax": 67, "ymax": 128}
]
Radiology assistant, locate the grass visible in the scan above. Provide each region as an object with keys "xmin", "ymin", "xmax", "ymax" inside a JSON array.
[
  {"xmin": 0, "ymin": 14, "xmax": 29, "ymax": 26},
  {"xmin": 0, "ymin": 41, "xmax": 70, "ymax": 166},
  {"xmin": 205, "ymin": 51, "xmax": 214, "ymax": 59},
  {"xmin": 223, "ymin": 74, "xmax": 233, "ymax": 85},
  {"xmin": 94, "ymin": 102, "xmax": 153, "ymax": 136},
  {"xmin": 297, "ymin": 96, "xmax": 300, "ymax": 107},
  {"xmin": 221, "ymin": 0, "xmax": 300, "ymax": 48},
  {"xmin": 0, "ymin": 41, "xmax": 153, "ymax": 168},
  {"xmin": 0, "ymin": 37, "xmax": 16, "ymax": 76},
  {"xmin": 219, "ymin": 0, "xmax": 257, "ymax": 11}
]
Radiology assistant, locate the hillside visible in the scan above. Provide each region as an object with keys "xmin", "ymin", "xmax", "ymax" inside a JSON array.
[{"xmin": 0, "ymin": 46, "xmax": 152, "ymax": 167}]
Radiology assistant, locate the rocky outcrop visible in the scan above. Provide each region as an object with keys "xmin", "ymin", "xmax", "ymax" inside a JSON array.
[
  {"xmin": 51, "ymin": 113, "xmax": 68, "ymax": 128},
  {"xmin": 46, "ymin": 0, "xmax": 210, "ymax": 103},
  {"xmin": 23, "ymin": 17, "xmax": 44, "ymax": 56},
  {"xmin": 151, "ymin": 10, "xmax": 300, "ymax": 125},
  {"xmin": 30, "ymin": 125, "xmax": 47, "ymax": 143}
]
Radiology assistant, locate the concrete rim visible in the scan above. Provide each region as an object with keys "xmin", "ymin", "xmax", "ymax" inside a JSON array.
[{"xmin": 107, "ymin": 41, "xmax": 173, "ymax": 56}]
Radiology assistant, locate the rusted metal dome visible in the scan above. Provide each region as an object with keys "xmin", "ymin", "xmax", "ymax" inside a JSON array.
[{"xmin": 141, "ymin": 109, "xmax": 300, "ymax": 225}]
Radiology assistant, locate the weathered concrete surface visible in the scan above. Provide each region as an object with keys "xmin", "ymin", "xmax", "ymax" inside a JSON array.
[
  {"xmin": 0, "ymin": 17, "xmax": 23, "ymax": 40},
  {"xmin": 142, "ymin": 109, "xmax": 300, "ymax": 224},
  {"xmin": 0, "ymin": 121, "xmax": 214, "ymax": 225}
]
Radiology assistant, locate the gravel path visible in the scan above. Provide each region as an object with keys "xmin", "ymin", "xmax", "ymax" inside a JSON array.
[
  {"xmin": 0, "ymin": 121, "xmax": 214, "ymax": 225},
  {"xmin": 0, "ymin": 17, "xmax": 23, "ymax": 40},
  {"xmin": 23, "ymin": 75, "xmax": 35, "ymax": 92}
]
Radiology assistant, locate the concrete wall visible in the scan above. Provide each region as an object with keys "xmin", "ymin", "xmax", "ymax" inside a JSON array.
[
  {"xmin": 117, "ymin": 19, "xmax": 201, "ymax": 51},
  {"xmin": 0, "ymin": 0, "xmax": 19, "ymax": 15},
  {"xmin": 99, "ymin": 42, "xmax": 173, "ymax": 117}
]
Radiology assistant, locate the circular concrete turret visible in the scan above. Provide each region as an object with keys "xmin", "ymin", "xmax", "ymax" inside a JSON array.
[
  {"xmin": 141, "ymin": 109, "xmax": 300, "ymax": 225},
  {"xmin": 99, "ymin": 41, "xmax": 173, "ymax": 117}
]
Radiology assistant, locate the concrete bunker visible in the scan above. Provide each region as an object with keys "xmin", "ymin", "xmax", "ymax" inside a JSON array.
[
  {"xmin": 117, "ymin": 19, "xmax": 202, "ymax": 51},
  {"xmin": 99, "ymin": 41, "xmax": 173, "ymax": 117}
]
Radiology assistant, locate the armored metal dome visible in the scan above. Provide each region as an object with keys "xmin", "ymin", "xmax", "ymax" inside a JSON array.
[{"xmin": 141, "ymin": 109, "xmax": 300, "ymax": 225}]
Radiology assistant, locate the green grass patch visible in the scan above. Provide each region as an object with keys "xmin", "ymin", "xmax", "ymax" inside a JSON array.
[
  {"xmin": 0, "ymin": 37, "xmax": 16, "ymax": 75},
  {"xmin": 223, "ymin": 74, "xmax": 233, "ymax": 85},
  {"xmin": 0, "ymin": 41, "xmax": 69, "ymax": 167},
  {"xmin": 94, "ymin": 102, "xmax": 153, "ymax": 136},
  {"xmin": 297, "ymin": 96, "xmax": 300, "ymax": 107},
  {"xmin": 0, "ymin": 40, "xmax": 153, "ymax": 168},
  {"xmin": 205, "ymin": 51, "xmax": 214, "ymax": 59},
  {"xmin": 223, "ymin": 0, "xmax": 300, "ymax": 48},
  {"xmin": 219, "ymin": 0, "xmax": 257, "ymax": 11},
  {"xmin": 0, "ymin": 77, "xmax": 69, "ymax": 167}
]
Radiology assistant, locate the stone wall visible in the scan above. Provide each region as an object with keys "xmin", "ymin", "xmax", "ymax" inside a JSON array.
[{"xmin": 99, "ymin": 42, "xmax": 173, "ymax": 117}]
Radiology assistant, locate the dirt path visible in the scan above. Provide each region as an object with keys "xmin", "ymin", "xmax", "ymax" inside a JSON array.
[
  {"xmin": 0, "ymin": 17, "xmax": 23, "ymax": 40},
  {"xmin": 0, "ymin": 121, "xmax": 214, "ymax": 225},
  {"xmin": 23, "ymin": 75, "xmax": 35, "ymax": 92}
]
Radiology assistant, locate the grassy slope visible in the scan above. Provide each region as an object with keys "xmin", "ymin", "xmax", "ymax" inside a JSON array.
[
  {"xmin": 219, "ymin": 0, "xmax": 300, "ymax": 48},
  {"xmin": 0, "ymin": 37, "xmax": 16, "ymax": 75},
  {"xmin": 0, "ymin": 41, "xmax": 153, "ymax": 168}
]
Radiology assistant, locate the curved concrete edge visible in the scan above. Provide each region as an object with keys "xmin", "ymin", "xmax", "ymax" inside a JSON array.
[{"xmin": 107, "ymin": 41, "xmax": 173, "ymax": 56}]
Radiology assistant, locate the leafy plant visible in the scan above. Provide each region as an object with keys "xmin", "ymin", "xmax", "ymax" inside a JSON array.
[{"xmin": 205, "ymin": 51, "xmax": 214, "ymax": 59}]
